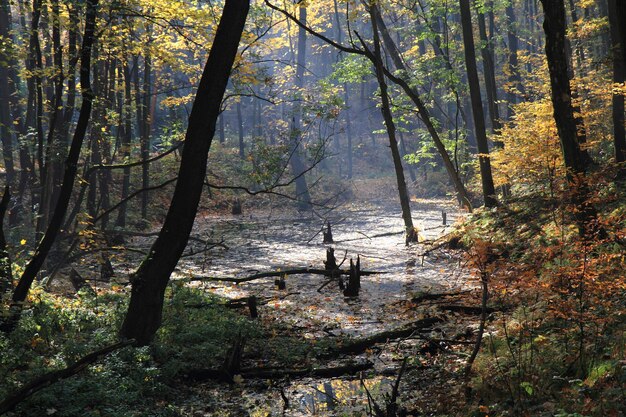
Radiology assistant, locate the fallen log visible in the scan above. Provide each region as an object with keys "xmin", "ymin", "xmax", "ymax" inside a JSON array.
[
  {"xmin": 326, "ymin": 317, "xmax": 444, "ymax": 356},
  {"xmin": 180, "ymin": 267, "xmax": 384, "ymax": 285},
  {"xmin": 439, "ymin": 304, "xmax": 496, "ymax": 315},
  {"xmin": 186, "ymin": 361, "xmax": 373, "ymax": 382},
  {"xmin": 411, "ymin": 290, "xmax": 471, "ymax": 303}
]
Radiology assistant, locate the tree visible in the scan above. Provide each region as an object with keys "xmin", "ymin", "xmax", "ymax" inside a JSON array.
[
  {"xmin": 0, "ymin": 0, "xmax": 99, "ymax": 333},
  {"xmin": 539, "ymin": 0, "xmax": 586, "ymax": 177},
  {"xmin": 366, "ymin": 5, "xmax": 417, "ymax": 243},
  {"xmin": 289, "ymin": 4, "xmax": 313, "ymax": 211},
  {"xmin": 459, "ymin": 0, "xmax": 497, "ymax": 207},
  {"xmin": 370, "ymin": 5, "xmax": 472, "ymax": 211},
  {"xmin": 120, "ymin": 0, "xmax": 250, "ymax": 345}
]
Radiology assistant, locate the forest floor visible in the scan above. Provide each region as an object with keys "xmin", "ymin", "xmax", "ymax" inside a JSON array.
[
  {"xmin": 146, "ymin": 180, "xmax": 488, "ymax": 416},
  {"xmin": 3, "ymin": 178, "xmax": 493, "ymax": 417}
]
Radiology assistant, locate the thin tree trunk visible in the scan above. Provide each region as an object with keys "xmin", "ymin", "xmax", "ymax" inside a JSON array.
[
  {"xmin": 371, "ymin": 5, "xmax": 472, "ymax": 210},
  {"xmin": 368, "ymin": 7, "xmax": 417, "ymax": 243},
  {"xmin": 477, "ymin": 4, "xmax": 501, "ymax": 137},
  {"xmin": 120, "ymin": 0, "xmax": 250, "ymax": 345},
  {"xmin": 237, "ymin": 100, "xmax": 245, "ymax": 158},
  {"xmin": 505, "ymin": 3, "xmax": 525, "ymax": 119},
  {"xmin": 608, "ymin": 0, "xmax": 626, "ymax": 177},
  {"xmin": 116, "ymin": 58, "xmax": 133, "ymax": 230},
  {"xmin": 1, "ymin": 0, "xmax": 99, "ymax": 333},
  {"xmin": 140, "ymin": 44, "xmax": 152, "ymax": 221},
  {"xmin": 290, "ymin": 5, "xmax": 312, "ymax": 210},
  {"xmin": 459, "ymin": 0, "xmax": 497, "ymax": 208}
]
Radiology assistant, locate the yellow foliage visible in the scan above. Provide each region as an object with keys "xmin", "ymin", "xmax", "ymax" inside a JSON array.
[{"xmin": 491, "ymin": 98, "xmax": 563, "ymax": 190}]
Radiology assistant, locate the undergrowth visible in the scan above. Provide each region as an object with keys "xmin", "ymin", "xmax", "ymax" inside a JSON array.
[
  {"xmin": 0, "ymin": 285, "xmax": 264, "ymax": 417},
  {"xmin": 457, "ymin": 178, "xmax": 626, "ymax": 416}
]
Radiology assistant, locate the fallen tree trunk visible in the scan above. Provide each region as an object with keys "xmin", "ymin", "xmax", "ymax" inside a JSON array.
[
  {"xmin": 411, "ymin": 290, "xmax": 471, "ymax": 303},
  {"xmin": 186, "ymin": 361, "xmax": 373, "ymax": 382},
  {"xmin": 0, "ymin": 340, "xmax": 134, "ymax": 415},
  {"xmin": 326, "ymin": 317, "xmax": 443, "ymax": 356},
  {"xmin": 439, "ymin": 304, "xmax": 496, "ymax": 315},
  {"xmin": 181, "ymin": 267, "xmax": 384, "ymax": 284}
]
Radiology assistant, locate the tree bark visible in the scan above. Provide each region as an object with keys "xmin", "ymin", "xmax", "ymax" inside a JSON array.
[
  {"xmin": 119, "ymin": 0, "xmax": 250, "ymax": 345},
  {"xmin": 608, "ymin": 0, "xmax": 626, "ymax": 176},
  {"xmin": 459, "ymin": 0, "xmax": 497, "ymax": 207},
  {"xmin": 540, "ymin": 0, "xmax": 586, "ymax": 177}
]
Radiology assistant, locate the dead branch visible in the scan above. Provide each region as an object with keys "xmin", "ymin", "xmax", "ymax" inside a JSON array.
[
  {"xmin": 185, "ymin": 361, "xmax": 373, "ymax": 381},
  {"xmin": 324, "ymin": 317, "xmax": 443, "ymax": 357},
  {"xmin": 411, "ymin": 290, "xmax": 472, "ymax": 303},
  {"xmin": 180, "ymin": 267, "xmax": 384, "ymax": 284},
  {"xmin": 103, "ymin": 229, "xmax": 229, "ymax": 249}
]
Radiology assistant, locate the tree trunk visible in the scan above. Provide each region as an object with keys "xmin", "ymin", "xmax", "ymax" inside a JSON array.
[
  {"xmin": 608, "ymin": 0, "xmax": 626, "ymax": 176},
  {"xmin": 368, "ymin": 8, "xmax": 417, "ymax": 243},
  {"xmin": 371, "ymin": 5, "xmax": 472, "ymax": 211},
  {"xmin": 140, "ymin": 45, "xmax": 152, "ymax": 222},
  {"xmin": 119, "ymin": 0, "xmax": 250, "ymax": 345},
  {"xmin": 540, "ymin": 0, "xmax": 602, "ymax": 237},
  {"xmin": 237, "ymin": 100, "xmax": 245, "ymax": 158},
  {"xmin": 1, "ymin": 0, "xmax": 99, "ymax": 333},
  {"xmin": 505, "ymin": 3, "xmax": 525, "ymax": 119},
  {"xmin": 540, "ymin": 0, "xmax": 586, "ymax": 177},
  {"xmin": 290, "ymin": 5, "xmax": 312, "ymax": 210},
  {"xmin": 459, "ymin": 0, "xmax": 497, "ymax": 207},
  {"xmin": 0, "ymin": 185, "xmax": 12, "ymax": 297},
  {"xmin": 477, "ymin": 4, "xmax": 501, "ymax": 137},
  {"xmin": 116, "ymin": 58, "xmax": 134, "ymax": 230}
]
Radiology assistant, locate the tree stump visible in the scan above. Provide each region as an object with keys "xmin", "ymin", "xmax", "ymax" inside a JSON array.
[
  {"xmin": 231, "ymin": 198, "xmax": 242, "ymax": 215},
  {"xmin": 324, "ymin": 247, "xmax": 338, "ymax": 271},
  {"xmin": 69, "ymin": 269, "xmax": 95, "ymax": 295},
  {"xmin": 247, "ymin": 296, "xmax": 258, "ymax": 318},
  {"xmin": 343, "ymin": 256, "xmax": 361, "ymax": 297},
  {"xmin": 323, "ymin": 222, "xmax": 334, "ymax": 243},
  {"xmin": 442, "ymin": 211, "xmax": 447, "ymax": 225},
  {"xmin": 220, "ymin": 335, "xmax": 245, "ymax": 381},
  {"xmin": 275, "ymin": 274, "xmax": 286, "ymax": 290}
]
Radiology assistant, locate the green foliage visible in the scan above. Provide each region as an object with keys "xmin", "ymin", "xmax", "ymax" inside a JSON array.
[{"xmin": 0, "ymin": 285, "xmax": 260, "ymax": 416}]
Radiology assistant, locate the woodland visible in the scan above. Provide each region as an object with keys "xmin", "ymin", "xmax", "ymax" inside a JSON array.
[{"xmin": 0, "ymin": 0, "xmax": 625, "ymax": 415}]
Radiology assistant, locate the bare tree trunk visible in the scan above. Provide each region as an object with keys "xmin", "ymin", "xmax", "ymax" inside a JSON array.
[
  {"xmin": 477, "ymin": 4, "xmax": 501, "ymax": 137},
  {"xmin": 505, "ymin": 3, "xmax": 525, "ymax": 119},
  {"xmin": 120, "ymin": 0, "xmax": 250, "ymax": 345},
  {"xmin": 459, "ymin": 0, "xmax": 497, "ymax": 208},
  {"xmin": 368, "ymin": 7, "xmax": 417, "ymax": 243},
  {"xmin": 116, "ymin": 58, "xmax": 133, "ymax": 230},
  {"xmin": 371, "ymin": 5, "xmax": 472, "ymax": 210},
  {"xmin": 237, "ymin": 100, "xmax": 245, "ymax": 158},
  {"xmin": 290, "ymin": 5, "xmax": 312, "ymax": 210},
  {"xmin": 608, "ymin": 0, "xmax": 626, "ymax": 177},
  {"xmin": 141, "ymin": 44, "xmax": 152, "ymax": 222}
]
